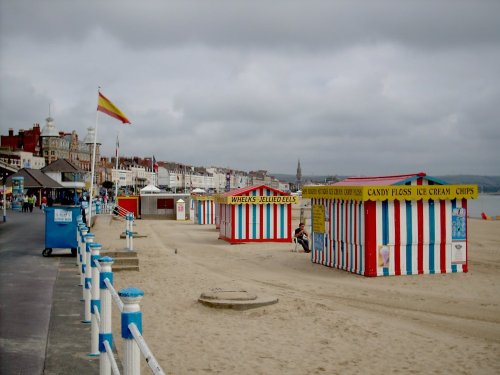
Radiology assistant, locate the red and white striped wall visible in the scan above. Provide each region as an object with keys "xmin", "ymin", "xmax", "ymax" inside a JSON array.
[
  {"xmin": 215, "ymin": 202, "xmax": 220, "ymax": 229},
  {"xmin": 311, "ymin": 197, "xmax": 468, "ymax": 277},
  {"xmin": 219, "ymin": 187, "xmax": 292, "ymax": 244},
  {"xmin": 194, "ymin": 200, "xmax": 215, "ymax": 225}
]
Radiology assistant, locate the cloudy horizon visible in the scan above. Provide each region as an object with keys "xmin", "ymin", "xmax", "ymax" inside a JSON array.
[{"xmin": 1, "ymin": 0, "xmax": 499, "ymax": 176}]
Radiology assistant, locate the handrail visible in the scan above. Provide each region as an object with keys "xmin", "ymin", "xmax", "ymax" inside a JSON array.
[
  {"xmin": 103, "ymin": 340, "xmax": 121, "ymax": 375},
  {"xmin": 94, "ymin": 305, "xmax": 101, "ymax": 325},
  {"xmin": 104, "ymin": 278, "xmax": 124, "ymax": 312},
  {"xmin": 129, "ymin": 323, "xmax": 166, "ymax": 375},
  {"xmin": 77, "ymin": 216, "xmax": 165, "ymax": 374},
  {"xmin": 94, "ymin": 258, "xmax": 102, "ymax": 272},
  {"xmin": 112, "ymin": 204, "xmax": 133, "ymax": 219}
]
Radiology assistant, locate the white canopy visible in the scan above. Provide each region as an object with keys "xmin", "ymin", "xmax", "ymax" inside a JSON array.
[
  {"xmin": 191, "ymin": 188, "xmax": 206, "ymax": 194},
  {"xmin": 140, "ymin": 184, "xmax": 161, "ymax": 194}
]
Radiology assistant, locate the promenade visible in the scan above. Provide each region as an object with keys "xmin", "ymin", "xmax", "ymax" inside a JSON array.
[{"xmin": 0, "ymin": 209, "xmax": 98, "ymax": 374}]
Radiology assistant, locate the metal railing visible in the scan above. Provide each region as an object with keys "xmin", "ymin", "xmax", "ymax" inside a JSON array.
[{"xmin": 76, "ymin": 216, "xmax": 165, "ymax": 375}]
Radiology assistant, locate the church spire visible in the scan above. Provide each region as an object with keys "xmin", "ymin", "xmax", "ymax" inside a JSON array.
[{"xmin": 296, "ymin": 159, "xmax": 302, "ymax": 190}]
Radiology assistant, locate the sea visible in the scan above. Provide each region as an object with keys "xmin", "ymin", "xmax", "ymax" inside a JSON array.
[{"xmin": 467, "ymin": 194, "xmax": 500, "ymax": 218}]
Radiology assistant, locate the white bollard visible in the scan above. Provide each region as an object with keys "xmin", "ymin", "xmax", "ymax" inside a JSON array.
[
  {"xmin": 99, "ymin": 256, "xmax": 114, "ymax": 375},
  {"xmin": 79, "ymin": 227, "xmax": 89, "ymax": 289},
  {"xmin": 82, "ymin": 233, "xmax": 95, "ymax": 323},
  {"xmin": 89, "ymin": 242, "xmax": 101, "ymax": 356},
  {"xmin": 119, "ymin": 287, "xmax": 144, "ymax": 375},
  {"xmin": 124, "ymin": 213, "xmax": 128, "ymax": 251},
  {"xmin": 129, "ymin": 214, "xmax": 134, "ymax": 252},
  {"xmin": 76, "ymin": 224, "xmax": 82, "ymax": 268},
  {"xmin": 77, "ymin": 224, "xmax": 87, "ymax": 281},
  {"xmin": 76, "ymin": 217, "xmax": 83, "ymax": 267}
]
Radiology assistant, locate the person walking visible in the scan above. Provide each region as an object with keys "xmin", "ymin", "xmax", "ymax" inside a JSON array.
[
  {"xmin": 22, "ymin": 195, "xmax": 29, "ymax": 212},
  {"xmin": 41, "ymin": 195, "xmax": 47, "ymax": 211},
  {"xmin": 28, "ymin": 195, "xmax": 35, "ymax": 213}
]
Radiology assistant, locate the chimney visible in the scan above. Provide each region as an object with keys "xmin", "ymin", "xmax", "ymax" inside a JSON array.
[{"xmin": 9, "ymin": 128, "xmax": 14, "ymax": 136}]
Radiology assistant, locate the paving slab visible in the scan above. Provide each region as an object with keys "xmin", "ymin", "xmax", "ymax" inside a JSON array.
[
  {"xmin": 0, "ymin": 209, "xmax": 56, "ymax": 375},
  {"xmin": 43, "ymin": 257, "xmax": 99, "ymax": 374}
]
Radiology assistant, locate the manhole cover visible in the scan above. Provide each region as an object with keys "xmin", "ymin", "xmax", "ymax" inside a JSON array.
[
  {"xmin": 200, "ymin": 289, "xmax": 257, "ymax": 301},
  {"xmin": 198, "ymin": 288, "xmax": 278, "ymax": 310}
]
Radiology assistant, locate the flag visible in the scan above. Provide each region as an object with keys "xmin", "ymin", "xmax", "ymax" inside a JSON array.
[
  {"xmin": 97, "ymin": 92, "xmax": 131, "ymax": 124},
  {"xmin": 153, "ymin": 155, "xmax": 159, "ymax": 172}
]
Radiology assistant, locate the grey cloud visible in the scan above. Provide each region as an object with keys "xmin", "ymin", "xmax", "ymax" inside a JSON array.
[
  {"xmin": 1, "ymin": 1, "xmax": 500, "ymax": 176},
  {"xmin": 2, "ymin": 1, "xmax": 500, "ymax": 51},
  {"xmin": 0, "ymin": 76, "xmax": 51, "ymax": 130}
]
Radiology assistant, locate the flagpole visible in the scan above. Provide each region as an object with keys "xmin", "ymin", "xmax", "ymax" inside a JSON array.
[
  {"xmin": 88, "ymin": 87, "xmax": 100, "ymax": 229},
  {"xmin": 114, "ymin": 130, "xmax": 120, "ymax": 201}
]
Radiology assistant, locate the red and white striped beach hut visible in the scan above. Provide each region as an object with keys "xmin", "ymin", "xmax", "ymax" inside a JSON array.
[
  {"xmin": 303, "ymin": 173, "xmax": 478, "ymax": 277},
  {"xmin": 192, "ymin": 196, "xmax": 216, "ymax": 225},
  {"xmin": 217, "ymin": 185, "xmax": 298, "ymax": 244},
  {"xmin": 215, "ymin": 202, "xmax": 221, "ymax": 229}
]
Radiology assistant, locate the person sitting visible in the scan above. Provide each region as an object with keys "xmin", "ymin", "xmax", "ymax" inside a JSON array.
[{"xmin": 295, "ymin": 222, "xmax": 310, "ymax": 253}]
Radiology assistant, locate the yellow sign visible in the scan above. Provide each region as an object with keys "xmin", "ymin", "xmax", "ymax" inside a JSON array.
[
  {"xmin": 215, "ymin": 195, "xmax": 299, "ymax": 205},
  {"xmin": 312, "ymin": 205, "xmax": 325, "ymax": 233},
  {"xmin": 303, "ymin": 185, "xmax": 478, "ymax": 201},
  {"xmin": 191, "ymin": 195, "xmax": 214, "ymax": 201}
]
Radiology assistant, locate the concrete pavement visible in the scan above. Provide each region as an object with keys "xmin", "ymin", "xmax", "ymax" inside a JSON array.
[{"xmin": 0, "ymin": 209, "xmax": 98, "ymax": 374}]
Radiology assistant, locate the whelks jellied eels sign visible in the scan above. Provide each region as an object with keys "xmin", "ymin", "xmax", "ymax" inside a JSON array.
[
  {"xmin": 216, "ymin": 195, "xmax": 300, "ymax": 205},
  {"xmin": 302, "ymin": 185, "xmax": 478, "ymax": 201}
]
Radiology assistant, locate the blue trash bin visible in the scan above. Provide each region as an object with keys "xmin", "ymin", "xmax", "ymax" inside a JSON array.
[{"xmin": 43, "ymin": 205, "xmax": 81, "ymax": 257}]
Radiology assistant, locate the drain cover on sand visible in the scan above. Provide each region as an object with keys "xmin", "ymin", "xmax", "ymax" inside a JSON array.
[{"xmin": 198, "ymin": 288, "xmax": 278, "ymax": 310}]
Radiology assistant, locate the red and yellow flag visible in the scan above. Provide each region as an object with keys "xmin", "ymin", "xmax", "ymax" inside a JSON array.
[{"xmin": 97, "ymin": 92, "xmax": 131, "ymax": 124}]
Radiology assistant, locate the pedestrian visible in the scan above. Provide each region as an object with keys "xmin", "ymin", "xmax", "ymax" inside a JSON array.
[
  {"xmin": 80, "ymin": 195, "xmax": 88, "ymax": 225},
  {"xmin": 22, "ymin": 195, "xmax": 29, "ymax": 212},
  {"xmin": 28, "ymin": 195, "xmax": 35, "ymax": 212},
  {"xmin": 41, "ymin": 195, "xmax": 47, "ymax": 211}
]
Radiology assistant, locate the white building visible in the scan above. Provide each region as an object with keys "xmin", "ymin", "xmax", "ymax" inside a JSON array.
[
  {"xmin": 111, "ymin": 166, "xmax": 155, "ymax": 192},
  {"xmin": 0, "ymin": 149, "xmax": 46, "ymax": 170},
  {"xmin": 279, "ymin": 181, "xmax": 290, "ymax": 192}
]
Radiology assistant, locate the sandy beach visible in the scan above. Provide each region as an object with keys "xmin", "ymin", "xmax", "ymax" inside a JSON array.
[{"xmin": 93, "ymin": 213, "xmax": 500, "ymax": 375}]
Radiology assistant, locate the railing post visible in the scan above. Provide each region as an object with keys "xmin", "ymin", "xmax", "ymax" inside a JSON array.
[
  {"xmin": 89, "ymin": 242, "xmax": 102, "ymax": 356},
  {"xmin": 99, "ymin": 256, "xmax": 114, "ymax": 375},
  {"xmin": 129, "ymin": 214, "xmax": 134, "ymax": 252},
  {"xmin": 76, "ymin": 216, "xmax": 83, "ymax": 267},
  {"xmin": 125, "ymin": 213, "xmax": 131, "ymax": 250},
  {"xmin": 82, "ymin": 233, "xmax": 95, "ymax": 323},
  {"xmin": 77, "ymin": 224, "xmax": 87, "ymax": 284},
  {"xmin": 76, "ymin": 222, "xmax": 82, "ymax": 268},
  {"xmin": 119, "ymin": 287, "xmax": 144, "ymax": 375},
  {"xmin": 79, "ymin": 226, "xmax": 89, "ymax": 289}
]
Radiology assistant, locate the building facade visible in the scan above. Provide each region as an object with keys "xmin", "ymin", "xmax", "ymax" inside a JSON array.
[
  {"xmin": 0, "ymin": 124, "xmax": 42, "ymax": 155},
  {"xmin": 0, "ymin": 149, "xmax": 46, "ymax": 170},
  {"xmin": 41, "ymin": 118, "xmax": 99, "ymax": 172}
]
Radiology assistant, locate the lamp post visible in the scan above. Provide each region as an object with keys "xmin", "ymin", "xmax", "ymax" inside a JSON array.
[{"xmin": 84, "ymin": 127, "xmax": 100, "ymax": 228}]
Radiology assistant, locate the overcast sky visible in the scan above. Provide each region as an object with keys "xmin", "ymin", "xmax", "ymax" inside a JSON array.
[{"xmin": 1, "ymin": 0, "xmax": 499, "ymax": 176}]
